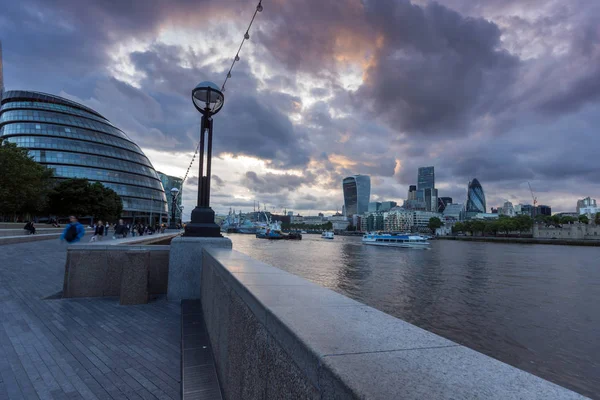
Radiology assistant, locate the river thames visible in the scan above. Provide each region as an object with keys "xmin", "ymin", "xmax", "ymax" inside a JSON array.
[{"xmin": 228, "ymin": 233, "xmax": 599, "ymax": 398}]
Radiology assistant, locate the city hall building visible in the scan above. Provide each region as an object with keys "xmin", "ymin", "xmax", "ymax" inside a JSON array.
[{"xmin": 0, "ymin": 90, "xmax": 168, "ymax": 222}]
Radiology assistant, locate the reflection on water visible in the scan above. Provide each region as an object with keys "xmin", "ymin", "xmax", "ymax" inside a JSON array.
[{"xmin": 230, "ymin": 234, "xmax": 600, "ymax": 398}]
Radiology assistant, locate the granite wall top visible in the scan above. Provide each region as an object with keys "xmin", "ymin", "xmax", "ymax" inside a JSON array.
[{"xmin": 204, "ymin": 248, "xmax": 588, "ymax": 399}]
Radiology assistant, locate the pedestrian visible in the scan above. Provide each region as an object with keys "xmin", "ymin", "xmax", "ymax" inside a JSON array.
[
  {"xmin": 113, "ymin": 219, "xmax": 125, "ymax": 239},
  {"xmin": 90, "ymin": 220, "xmax": 104, "ymax": 242},
  {"xmin": 104, "ymin": 221, "xmax": 109, "ymax": 236},
  {"xmin": 60, "ymin": 216, "xmax": 85, "ymax": 244}
]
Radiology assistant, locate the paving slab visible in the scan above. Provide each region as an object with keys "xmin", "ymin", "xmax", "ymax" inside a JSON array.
[{"xmin": 0, "ymin": 240, "xmax": 182, "ymax": 399}]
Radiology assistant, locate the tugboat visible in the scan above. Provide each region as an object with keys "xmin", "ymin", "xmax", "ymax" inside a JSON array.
[{"xmin": 321, "ymin": 231, "xmax": 334, "ymax": 240}]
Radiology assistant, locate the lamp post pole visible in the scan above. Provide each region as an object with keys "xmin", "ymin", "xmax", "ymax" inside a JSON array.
[
  {"xmin": 169, "ymin": 187, "xmax": 179, "ymax": 229},
  {"xmin": 184, "ymin": 82, "xmax": 224, "ymax": 237}
]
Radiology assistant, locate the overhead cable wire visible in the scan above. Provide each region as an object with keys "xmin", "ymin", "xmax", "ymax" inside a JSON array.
[{"xmin": 183, "ymin": 0, "xmax": 264, "ymax": 185}]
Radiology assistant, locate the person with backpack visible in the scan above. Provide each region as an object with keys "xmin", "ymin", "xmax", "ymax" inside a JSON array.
[{"xmin": 60, "ymin": 216, "xmax": 85, "ymax": 244}]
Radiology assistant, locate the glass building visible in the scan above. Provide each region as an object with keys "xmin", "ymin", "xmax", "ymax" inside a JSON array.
[
  {"xmin": 0, "ymin": 90, "xmax": 168, "ymax": 222},
  {"xmin": 465, "ymin": 179, "xmax": 486, "ymax": 218},
  {"xmin": 417, "ymin": 166, "xmax": 437, "ymax": 211},
  {"xmin": 157, "ymin": 172, "xmax": 183, "ymax": 224},
  {"xmin": 342, "ymin": 175, "xmax": 371, "ymax": 217},
  {"xmin": 417, "ymin": 166, "xmax": 435, "ymax": 191}
]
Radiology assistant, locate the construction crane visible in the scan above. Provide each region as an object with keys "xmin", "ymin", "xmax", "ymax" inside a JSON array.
[{"xmin": 527, "ymin": 182, "xmax": 538, "ymax": 207}]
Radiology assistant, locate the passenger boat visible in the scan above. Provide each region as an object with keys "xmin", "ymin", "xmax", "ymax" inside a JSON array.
[
  {"xmin": 361, "ymin": 233, "xmax": 430, "ymax": 249},
  {"xmin": 321, "ymin": 231, "xmax": 334, "ymax": 240}
]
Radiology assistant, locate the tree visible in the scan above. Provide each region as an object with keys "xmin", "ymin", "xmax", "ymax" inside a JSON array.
[
  {"xmin": 0, "ymin": 139, "xmax": 54, "ymax": 220},
  {"xmin": 514, "ymin": 215, "xmax": 533, "ymax": 235},
  {"xmin": 47, "ymin": 179, "xmax": 123, "ymax": 221},
  {"xmin": 428, "ymin": 217, "xmax": 442, "ymax": 233},
  {"xmin": 452, "ymin": 222, "xmax": 464, "ymax": 234},
  {"xmin": 472, "ymin": 220, "xmax": 486, "ymax": 235},
  {"xmin": 578, "ymin": 214, "xmax": 589, "ymax": 224},
  {"xmin": 560, "ymin": 216, "xmax": 577, "ymax": 225},
  {"xmin": 485, "ymin": 220, "xmax": 499, "ymax": 236}
]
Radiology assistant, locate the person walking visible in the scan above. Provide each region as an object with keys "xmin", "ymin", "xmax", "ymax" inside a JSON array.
[
  {"xmin": 113, "ymin": 219, "xmax": 126, "ymax": 239},
  {"xmin": 90, "ymin": 220, "xmax": 104, "ymax": 242},
  {"xmin": 104, "ymin": 221, "xmax": 109, "ymax": 236},
  {"xmin": 60, "ymin": 216, "xmax": 85, "ymax": 244}
]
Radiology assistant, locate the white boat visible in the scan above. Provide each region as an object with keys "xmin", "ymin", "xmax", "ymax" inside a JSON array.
[
  {"xmin": 321, "ymin": 231, "xmax": 334, "ymax": 240},
  {"xmin": 362, "ymin": 233, "xmax": 430, "ymax": 249}
]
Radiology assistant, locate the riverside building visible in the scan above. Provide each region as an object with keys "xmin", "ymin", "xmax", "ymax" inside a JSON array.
[{"xmin": 0, "ymin": 90, "xmax": 168, "ymax": 221}]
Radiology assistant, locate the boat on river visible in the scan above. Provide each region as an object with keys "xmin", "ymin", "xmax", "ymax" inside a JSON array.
[
  {"xmin": 362, "ymin": 232, "xmax": 430, "ymax": 249},
  {"xmin": 255, "ymin": 218, "xmax": 301, "ymax": 240},
  {"xmin": 321, "ymin": 231, "xmax": 334, "ymax": 239}
]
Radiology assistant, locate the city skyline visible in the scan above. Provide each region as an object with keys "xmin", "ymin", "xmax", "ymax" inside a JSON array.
[{"xmin": 1, "ymin": 0, "xmax": 599, "ymax": 220}]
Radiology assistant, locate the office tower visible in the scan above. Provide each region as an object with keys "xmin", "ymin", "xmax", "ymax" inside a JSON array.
[{"xmin": 342, "ymin": 175, "xmax": 371, "ymax": 217}]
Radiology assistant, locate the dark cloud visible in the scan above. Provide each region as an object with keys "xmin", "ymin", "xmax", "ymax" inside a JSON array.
[
  {"xmin": 186, "ymin": 175, "xmax": 225, "ymax": 187},
  {"xmin": 240, "ymin": 171, "xmax": 316, "ymax": 194},
  {"xmin": 357, "ymin": 0, "xmax": 519, "ymax": 136}
]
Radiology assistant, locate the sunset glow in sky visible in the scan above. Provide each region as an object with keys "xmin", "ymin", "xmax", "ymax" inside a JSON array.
[{"xmin": 1, "ymin": 0, "xmax": 599, "ymax": 220}]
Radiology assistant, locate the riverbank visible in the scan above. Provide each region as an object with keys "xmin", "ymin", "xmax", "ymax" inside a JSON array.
[{"xmin": 438, "ymin": 235, "xmax": 600, "ymax": 246}]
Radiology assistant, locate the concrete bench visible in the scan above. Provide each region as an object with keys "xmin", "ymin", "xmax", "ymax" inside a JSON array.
[{"xmin": 63, "ymin": 246, "xmax": 170, "ymax": 304}]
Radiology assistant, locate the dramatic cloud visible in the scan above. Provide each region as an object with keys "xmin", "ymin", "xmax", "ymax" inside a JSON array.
[{"xmin": 1, "ymin": 0, "xmax": 599, "ymax": 218}]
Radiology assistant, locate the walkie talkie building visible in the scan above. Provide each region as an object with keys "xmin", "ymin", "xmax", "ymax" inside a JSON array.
[{"xmin": 342, "ymin": 175, "xmax": 371, "ymax": 217}]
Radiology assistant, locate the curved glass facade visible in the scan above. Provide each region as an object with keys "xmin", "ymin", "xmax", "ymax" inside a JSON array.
[
  {"xmin": 466, "ymin": 179, "xmax": 486, "ymax": 216},
  {"xmin": 342, "ymin": 175, "xmax": 371, "ymax": 217},
  {"xmin": 0, "ymin": 90, "xmax": 167, "ymax": 220}
]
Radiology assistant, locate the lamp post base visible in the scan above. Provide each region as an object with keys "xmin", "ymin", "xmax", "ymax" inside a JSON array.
[{"xmin": 184, "ymin": 206, "xmax": 222, "ymax": 237}]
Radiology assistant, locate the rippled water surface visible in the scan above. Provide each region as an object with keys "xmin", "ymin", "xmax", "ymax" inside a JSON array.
[{"xmin": 228, "ymin": 234, "xmax": 600, "ymax": 398}]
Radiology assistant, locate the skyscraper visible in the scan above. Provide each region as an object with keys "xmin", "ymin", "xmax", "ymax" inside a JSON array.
[
  {"xmin": 407, "ymin": 185, "xmax": 417, "ymax": 201},
  {"xmin": 465, "ymin": 179, "xmax": 486, "ymax": 218},
  {"xmin": 417, "ymin": 166, "xmax": 436, "ymax": 211},
  {"xmin": 342, "ymin": 175, "xmax": 371, "ymax": 217},
  {"xmin": 417, "ymin": 166, "xmax": 434, "ymax": 192}
]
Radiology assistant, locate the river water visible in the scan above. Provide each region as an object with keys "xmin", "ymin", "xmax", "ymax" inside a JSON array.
[{"xmin": 228, "ymin": 233, "xmax": 600, "ymax": 398}]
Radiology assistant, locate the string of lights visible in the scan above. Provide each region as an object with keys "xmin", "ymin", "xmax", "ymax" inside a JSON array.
[
  {"xmin": 222, "ymin": 0, "xmax": 263, "ymax": 93},
  {"xmin": 182, "ymin": 0, "xmax": 264, "ymax": 186},
  {"xmin": 182, "ymin": 141, "xmax": 200, "ymax": 185}
]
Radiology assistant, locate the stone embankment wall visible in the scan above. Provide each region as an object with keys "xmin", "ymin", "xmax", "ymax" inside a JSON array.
[
  {"xmin": 534, "ymin": 223, "xmax": 600, "ymax": 239},
  {"xmin": 200, "ymin": 248, "xmax": 586, "ymax": 399},
  {"xmin": 438, "ymin": 236, "xmax": 600, "ymax": 246}
]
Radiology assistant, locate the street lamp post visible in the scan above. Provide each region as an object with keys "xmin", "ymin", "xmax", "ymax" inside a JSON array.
[
  {"xmin": 184, "ymin": 81, "xmax": 224, "ymax": 237},
  {"xmin": 169, "ymin": 187, "xmax": 179, "ymax": 229}
]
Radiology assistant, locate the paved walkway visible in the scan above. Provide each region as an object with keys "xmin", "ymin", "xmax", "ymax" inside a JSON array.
[{"xmin": 0, "ymin": 239, "xmax": 181, "ymax": 399}]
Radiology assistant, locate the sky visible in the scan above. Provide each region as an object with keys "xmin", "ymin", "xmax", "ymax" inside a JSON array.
[{"xmin": 1, "ymin": 0, "xmax": 599, "ymax": 220}]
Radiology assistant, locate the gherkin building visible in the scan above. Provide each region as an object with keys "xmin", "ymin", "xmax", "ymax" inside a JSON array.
[
  {"xmin": 0, "ymin": 91, "xmax": 168, "ymax": 221},
  {"xmin": 466, "ymin": 178, "xmax": 486, "ymax": 218}
]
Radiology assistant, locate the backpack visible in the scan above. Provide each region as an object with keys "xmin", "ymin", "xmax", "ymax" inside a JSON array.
[{"xmin": 65, "ymin": 224, "xmax": 78, "ymax": 242}]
